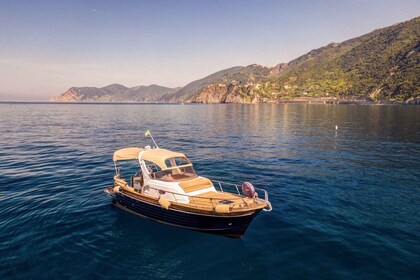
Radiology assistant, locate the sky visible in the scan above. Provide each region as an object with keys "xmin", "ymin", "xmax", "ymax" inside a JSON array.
[{"xmin": 0, "ymin": 0, "xmax": 419, "ymax": 100}]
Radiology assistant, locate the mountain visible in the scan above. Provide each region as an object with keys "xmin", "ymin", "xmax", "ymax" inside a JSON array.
[
  {"xmin": 159, "ymin": 66, "xmax": 245, "ymax": 102},
  {"xmin": 268, "ymin": 17, "xmax": 419, "ymax": 102},
  {"xmin": 51, "ymin": 17, "xmax": 419, "ymax": 103},
  {"xmin": 161, "ymin": 16, "xmax": 419, "ymax": 103},
  {"xmin": 159, "ymin": 65, "xmax": 275, "ymax": 103},
  {"xmin": 117, "ymin": 85, "xmax": 180, "ymax": 102},
  {"xmin": 50, "ymin": 84, "xmax": 179, "ymax": 102}
]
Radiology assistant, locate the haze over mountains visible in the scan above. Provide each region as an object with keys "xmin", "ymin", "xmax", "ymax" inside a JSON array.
[
  {"xmin": 50, "ymin": 84, "xmax": 179, "ymax": 102},
  {"xmin": 51, "ymin": 17, "xmax": 419, "ymax": 103}
]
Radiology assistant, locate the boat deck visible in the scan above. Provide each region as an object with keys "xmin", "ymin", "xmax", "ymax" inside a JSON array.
[
  {"xmin": 178, "ymin": 177, "xmax": 213, "ymax": 193},
  {"xmin": 113, "ymin": 176, "xmax": 268, "ymax": 214},
  {"xmin": 187, "ymin": 191, "xmax": 247, "ymax": 210}
]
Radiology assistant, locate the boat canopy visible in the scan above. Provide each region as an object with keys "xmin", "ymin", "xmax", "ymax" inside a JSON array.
[
  {"xmin": 141, "ymin": 148, "xmax": 188, "ymax": 169},
  {"xmin": 113, "ymin": 147, "xmax": 145, "ymax": 161}
]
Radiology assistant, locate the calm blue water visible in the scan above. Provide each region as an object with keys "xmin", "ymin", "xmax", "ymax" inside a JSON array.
[{"xmin": 0, "ymin": 103, "xmax": 419, "ymax": 279}]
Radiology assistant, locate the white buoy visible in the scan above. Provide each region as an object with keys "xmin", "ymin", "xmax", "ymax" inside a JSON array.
[{"xmin": 335, "ymin": 125, "xmax": 338, "ymax": 130}]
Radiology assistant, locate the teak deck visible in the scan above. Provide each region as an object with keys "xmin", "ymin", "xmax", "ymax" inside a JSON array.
[{"xmin": 120, "ymin": 186, "xmax": 266, "ymax": 215}]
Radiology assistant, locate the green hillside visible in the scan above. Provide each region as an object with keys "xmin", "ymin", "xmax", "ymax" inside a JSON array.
[
  {"xmin": 162, "ymin": 16, "xmax": 419, "ymax": 103},
  {"xmin": 269, "ymin": 17, "xmax": 420, "ymax": 101}
]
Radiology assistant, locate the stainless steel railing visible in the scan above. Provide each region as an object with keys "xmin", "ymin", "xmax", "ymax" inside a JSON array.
[
  {"xmin": 211, "ymin": 180, "xmax": 272, "ymax": 212},
  {"xmin": 211, "ymin": 180, "xmax": 270, "ymax": 202}
]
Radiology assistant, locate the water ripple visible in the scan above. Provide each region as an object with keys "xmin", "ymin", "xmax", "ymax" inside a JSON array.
[{"xmin": 0, "ymin": 103, "xmax": 419, "ymax": 279}]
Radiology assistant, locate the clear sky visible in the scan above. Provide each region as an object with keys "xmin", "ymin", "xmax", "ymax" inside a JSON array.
[{"xmin": 0, "ymin": 0, "xmax": 419, "ymax": 100}]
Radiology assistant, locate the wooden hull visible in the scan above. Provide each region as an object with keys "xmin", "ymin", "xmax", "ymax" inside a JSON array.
[{"xmin": 112, "ymin": 190, "xmax": 262, "ymax": 238}]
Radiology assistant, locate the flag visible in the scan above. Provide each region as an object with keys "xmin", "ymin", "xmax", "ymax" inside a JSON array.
[{"xmin": 144, "ymin": 130, "xmax": 151, "ymax": 137}]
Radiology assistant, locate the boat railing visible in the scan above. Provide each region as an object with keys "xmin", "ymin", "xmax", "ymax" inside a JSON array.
[
  {"xmin": 115, "ymin": 175, "xmax": 272, "ymax": 212},
  {"xmin": 211, "ymin": 180, "xmax": 270, "ymax": 203},
  {"xmin": 137, "ymin": 179, "xmax": 271, "ymax": 212},
  {"xmin": 211, "ymin": 180, "xmax": 272, "ymax": 212}
]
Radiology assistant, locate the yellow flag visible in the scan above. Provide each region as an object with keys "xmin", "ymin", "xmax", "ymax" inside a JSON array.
[{"xmin": 144, "ymin": 130, "xmax": 151, "ymax": 137}]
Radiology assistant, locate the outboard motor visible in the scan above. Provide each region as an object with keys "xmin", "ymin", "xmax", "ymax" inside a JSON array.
[{"xmin": 242, "ymin": 182, "xmax": 256, "ymax": 198}]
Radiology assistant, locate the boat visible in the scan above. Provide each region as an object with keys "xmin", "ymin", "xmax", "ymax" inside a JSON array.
[{"xmin": 104, "ymin": 133, "xmax": 272, "ymax": 238}]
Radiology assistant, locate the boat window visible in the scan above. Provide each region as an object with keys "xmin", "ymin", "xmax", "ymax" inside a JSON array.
[
  {"xmin": 143, "ymin": 160, "xmax": 162, "ymax": 173},
  {"xmin": 145, "ymin": 157, "xmax": 197, "ymax": 182},
  {"xmin": 177, "ymin": 165, "xmax": 196, "ymax": 175},
  {"xmin": 164, "ymin": 157, "xmax": 190, "ymax": 168}
]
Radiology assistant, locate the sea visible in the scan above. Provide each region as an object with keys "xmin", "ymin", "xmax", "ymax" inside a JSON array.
[{"xmin": 0, "ymin": 103, "xmax": 419, "ymax": 280}]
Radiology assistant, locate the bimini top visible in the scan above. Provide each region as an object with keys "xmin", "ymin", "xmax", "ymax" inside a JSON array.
[
  {"xmin": 113, "ymin": 147, "xmax": 145, "ymax": 161},
  {"xmin": 141, "ymin": 148, "xmax": 187, "ymax": 169}
]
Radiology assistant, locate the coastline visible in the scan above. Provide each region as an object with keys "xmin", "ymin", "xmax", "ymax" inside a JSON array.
[
  {"xmin": 0, "ymin": 99, "xmax": 418, "ymax": 105},
  {"xmin": 273, "ymin": 97, "xmax": 419, "ymax": 105}
]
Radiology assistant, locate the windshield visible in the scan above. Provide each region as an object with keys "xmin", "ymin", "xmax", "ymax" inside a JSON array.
[{"xmin": 147, "ymin": 157, "xmax": 197, "ymax": 182}]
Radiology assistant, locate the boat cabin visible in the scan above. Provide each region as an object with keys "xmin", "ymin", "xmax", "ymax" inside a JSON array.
[{"xmin": 113, "ymin": 146, "xmax": 216, "ymax": 204}]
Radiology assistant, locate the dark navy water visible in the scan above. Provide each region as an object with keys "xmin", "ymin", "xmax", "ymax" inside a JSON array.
[{"xmin": 0, "ymin": 103, "xmax": 419, "ymax": 279}]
